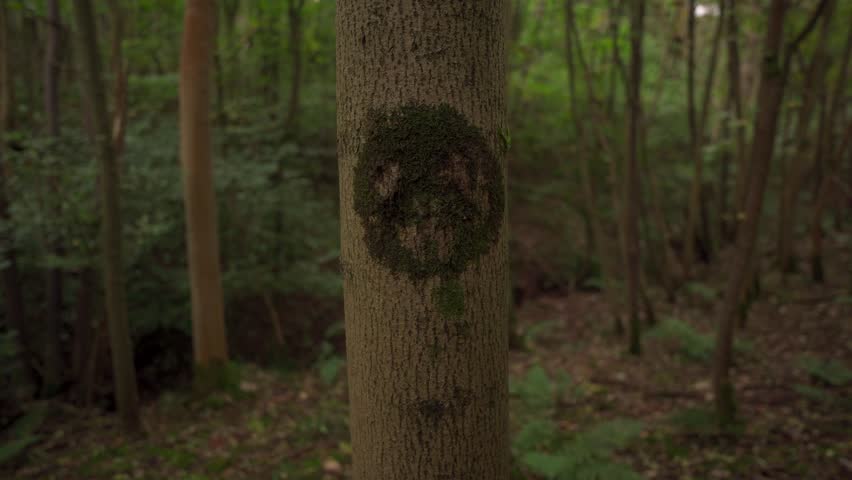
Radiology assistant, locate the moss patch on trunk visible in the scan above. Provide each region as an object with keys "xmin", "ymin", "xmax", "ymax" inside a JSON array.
[{"xmin": 353, "ymin": 103, "xmax": 504, "ymax": 283}]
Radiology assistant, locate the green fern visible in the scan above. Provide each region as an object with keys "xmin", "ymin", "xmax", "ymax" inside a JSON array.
[
  {"xmin": 798, "ymin": 356, "xmax": 852, "ymax": 387},
  {"xmin": 646, "ymin": 318, "xmax": 751, "ymax": 362},
  {"xmin": 520, "ymin": 419, "xmax": 645, "ymax": 480},
  {"xmin": 793, "ymin": 384, "xmax": 833, "ymax": 403},
  {"xmin": 0, "ymin": 435, "xmax": 39, "ymax": 466},
  {"xmin": 510, "ymin": 364, "xmax": 575, "ymax": 411},
  {"xmin": 685, "ymin": 282, "xmax": 718, "ymax": 301},
  {"xmin": 0, "ymin": 404, "xmax": 47, "ymax": 466},
  {"xmin": 512, "ymin": 419, "xmax": 559, "ymax": 453}
]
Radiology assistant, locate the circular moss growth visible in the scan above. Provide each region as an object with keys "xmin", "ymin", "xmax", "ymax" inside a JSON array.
[{"xmin": 354, "ymin": 103, "xmax": 504, "ymax": 280}]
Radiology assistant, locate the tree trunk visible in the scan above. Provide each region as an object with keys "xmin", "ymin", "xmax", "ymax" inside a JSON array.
[
  {"xmin": 564, "ymin": 0, "xmax": 624, "ymax": 329},
  {"xmin": 684, "ymin": 0, "xmax": 724, "ymax": 272},
  {"xmin": 809, "ymin": 19, "xmax": 852, "ymax": 282},
  {"xmin": 565, "ymin": 1, "xmax": 628, "ymax": 334},
  {"xmin": 285, "ymin": 0, "xmax": 304, "ymax": 134},
  {"xmin": 0, "ymin": 0, "xmax": 37, "ymax": 397},
  {"xmin": 625, "ymin": 0, "xmax": 645, "ymax": 355},
  {"xmin": 337, "ymin": 1, "xmax": 509, "ymax": 478},
  {"xmin": 180, "ymin": 0, "xmax": 230, "ymax": 387},
  {"xmin": 108, "ymin": 0, "xmax": 128, "ymax": 161},
  {"xmin": 71, "ymin": 268, "xmax": 97, "ymax": 399},
  {"xmin": 71, "ymin": 0, "xmax": 141, "ymax": 433},
  {"xmin": 42, "ymin": 0, "xmax": 65, "ymax": 396},
  {"xmin": 712, "ymin": 0, "xmax": 827, "ymax": 426},
  {"xmin": 776, "ymin": 0, "xmax": 835, "ymax": 273},
  {"xmin": 727, "ymin": 0, "xmax": 748, "ymax": 236}
]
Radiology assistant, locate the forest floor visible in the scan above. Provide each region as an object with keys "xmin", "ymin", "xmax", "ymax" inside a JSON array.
[{"xmin": 6, "ymin": 256, "xmax": 852, "ymax": 479}]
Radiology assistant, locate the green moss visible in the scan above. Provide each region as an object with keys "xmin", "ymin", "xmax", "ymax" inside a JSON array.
[
  {"xmin": 434, "ymin": 278, "xmax": 465, "ymax": 318},
  {"xmin": 353, "ymin": 103, "xmax": 504, "ymax": 281}
]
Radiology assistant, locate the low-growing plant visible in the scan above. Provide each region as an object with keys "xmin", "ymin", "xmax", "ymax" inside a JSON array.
[
  {"xmin": 646, "ymin": 318, "xmax": 751, "ymax": 362},
  {"xmin": 797, "ymin": 355, "xmax": 852, "ymax": 387},
  {"xmin": 510, "ymin": 365, "xmax": 644, "ymax": 479}
]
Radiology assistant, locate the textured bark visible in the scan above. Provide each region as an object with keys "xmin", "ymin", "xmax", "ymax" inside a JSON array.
[
  {"xmin": 43, "ymin": 0, "xmax": 65, "ymax": 395},
  {"xmin": 71, "ymin": 0, "xmax": 141, "ymax": 433},
  {"xmin": 625, "ymin": 0, "xmax": 644, "ymax": 355},
  {"xmin": 180, "ymin": 0, "xmax": 229, "ymax": 377},
  {"xmin": 337, "ymin": 1, "xmax": 509, "ymax": 478}
]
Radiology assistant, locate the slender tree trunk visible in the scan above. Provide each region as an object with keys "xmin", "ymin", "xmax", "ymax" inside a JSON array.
[
  {"xmin": 180, "ymin": 0, "xmax": 230, "ymax": 387},
  {"xmin": 718, "ymin": 104, "xmax": 731, "ymax": 241},
  {"xmin": 564, "ymin": 0, "xmax": 623, "ymax": 328},
  {"xmin": 71, "ymin": 268, "xmax": 96, "ymax": 400},
  {"xmin": 285, "ymin": 0, "xmax": 304, "ymax": 134},
  {"xmin": 41, "ymin": 0, "xmax": 65, "ymax": 396},
  {"xmin": 108, "ymin": 0, "xmax": 128, "ymax": 161},
  {"xmin": 712, "ymin": 0, "xmax": 827, "ymax": 426},
  {"xmin": 684, "ymin": 0, "xmax": 724, "ymax": 272},
  {"xmin": 337, "ymin": 2, "xmax": 509, "ymax": 477},
  {"xmin": 727, "ymin": 0, "xmax": 748, "ymax": 236},
  {"xmin": 776, "ymin": 0, "xmax": 835, "ymax": 272},
  {"xmin": 566, "ymin": 2, "xmax": 628, "ymax": 334},
  {"xmin": 22, "ymin": 16, "xmax": 41, "ymax": 125},
  {"xmin": 625, "ymin": 0, "xmax": 645, "ymax": 356},
  {"xmin": 0, "ymin": 1, "xmax": 37, "ymax": 397},
  {"xmin": 71, "ymin": 0, "xmax": 141, "ymax": 433},
  {"xmin": 809, "ymin": 20, "xmax": 852, "ymax": 281}
]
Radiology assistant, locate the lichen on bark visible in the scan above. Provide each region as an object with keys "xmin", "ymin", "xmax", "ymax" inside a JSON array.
[{"xmin": 353, "ymin": 103, "xmax": 504, "ymax": 283}]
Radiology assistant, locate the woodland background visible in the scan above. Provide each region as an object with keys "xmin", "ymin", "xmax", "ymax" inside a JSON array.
[{"xmin": 1, "ymin": 0, "xmax": 851, "ymax": 478}]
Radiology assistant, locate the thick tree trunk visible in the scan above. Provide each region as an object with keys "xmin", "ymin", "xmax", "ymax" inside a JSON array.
[
  {"xmin": 71, "ymin": 0, "xmax": 141, "ymax": 433},
  {"xmin": 337, "ymin": 1, "xmax": 509, "ymax": 478},
  {"xmin": 43, "ymin": 0, "xmax": 65, "ymax": 396},
  {"xmin": 180, "ymin": 0, "xmax": 230, "ymax": 385},
  {"xmin": 625, "ymin": 0, "xmax": 645, "ymax": 355}
]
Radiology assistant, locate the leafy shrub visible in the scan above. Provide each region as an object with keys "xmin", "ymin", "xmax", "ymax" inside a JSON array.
[{"xmin": 4, "ymin": 115, "xmax": 341, "ymax": 343}]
